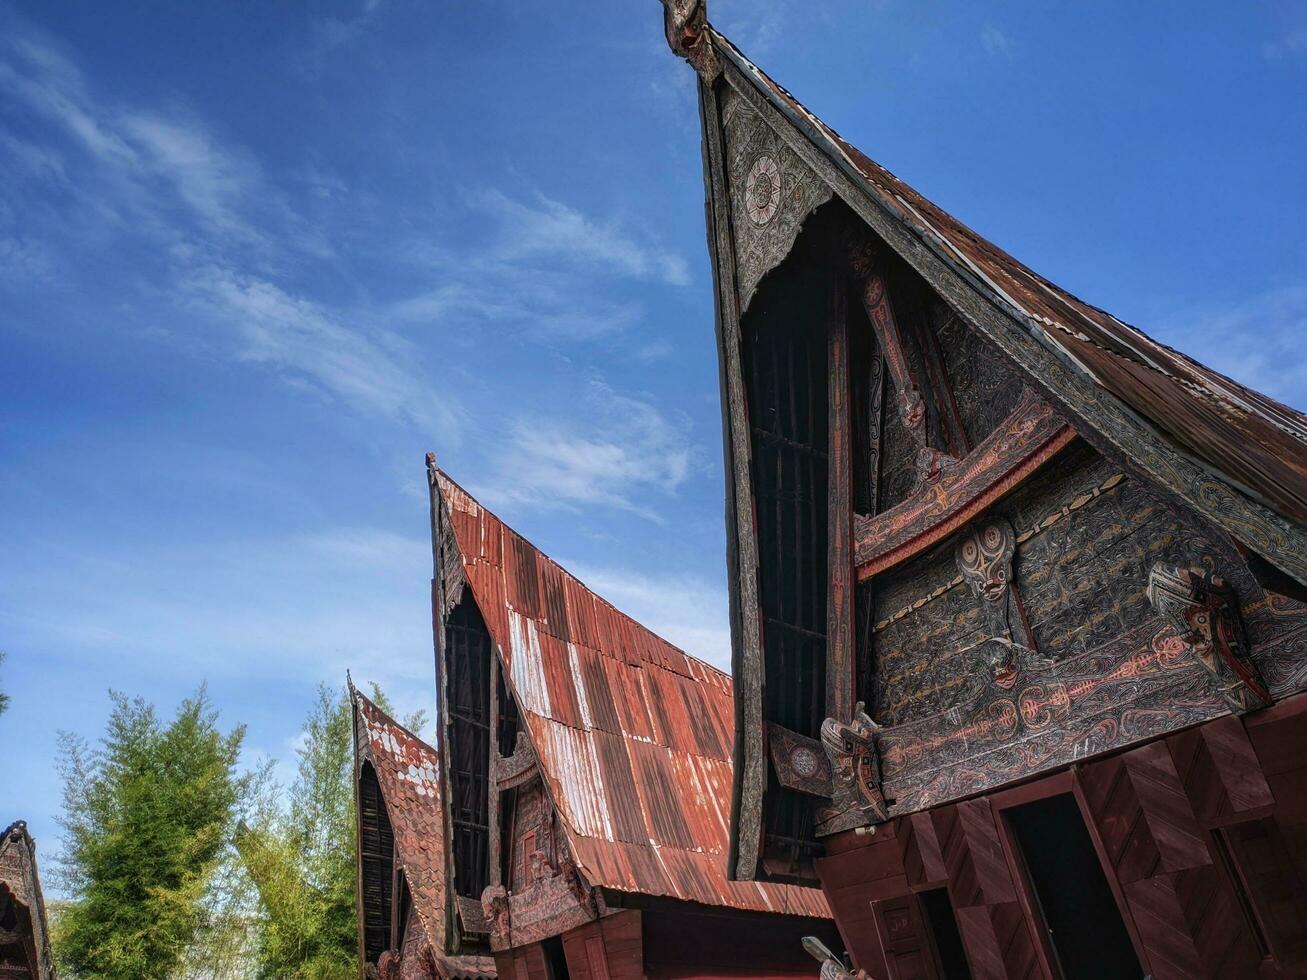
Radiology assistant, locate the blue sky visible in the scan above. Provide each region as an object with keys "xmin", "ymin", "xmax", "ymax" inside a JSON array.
[{"xmin": 3, "ymin": 1, "xmax": 1306, "ymax": 871}]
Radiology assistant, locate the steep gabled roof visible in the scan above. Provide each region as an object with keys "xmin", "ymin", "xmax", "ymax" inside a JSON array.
[
  {"xmin": 351, "ymin": 687, "xmax": 495, "ymax": 980},
  {"xmin": 431, "ymin": 465, "xmax": 830, "ymax": 919},
  {"xmin": 711, "ymin": 29, "xmax": 1307, "ymax": 521},
  {"xmin": 661, "ymin": 3, "xmax": 1307, "ymax": 588},
  {"xmin": 0, "ymin": 820, "xmax": 56, "ymax": 980}
]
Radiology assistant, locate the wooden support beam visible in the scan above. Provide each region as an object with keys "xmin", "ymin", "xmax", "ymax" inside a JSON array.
[{"xmin": 828, "ymin": 266, "xmax": 854, "ymax": 723}]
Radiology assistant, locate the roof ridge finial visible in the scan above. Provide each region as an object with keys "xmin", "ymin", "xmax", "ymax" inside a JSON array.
[{"xmin": 660, "ymin": 0, "xmax": 719, "ymax": 80}]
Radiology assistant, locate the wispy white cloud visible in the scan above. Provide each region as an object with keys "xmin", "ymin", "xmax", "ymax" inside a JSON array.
[
  {"xmin": 0, "ymin": 525, "xmax": 436, "ymax": 696},
  {"xmin": 561, "ymin": 561, "xmax": 730, "ymax": 670},
  {"xmin": 1263, "ymin": 29, "xmax": 1307, "ymax": 61},
  {"xmin": 474, "ymin": 380, "xmax": 693, "ymax": 521},
  {"xmin": 1153, "ymin": 285, "xmax": 1307, "ymax": 410},
  {"xmin": 471, "ymin": 189, "xmax": 690, "ymax": 287},
  {"xmin": 180, "ymin": 265, "xmax": 463, "ymax": 436},
  {"xmin": 980, "ymin": 25, "xmax": 1014, "ymax": 61}
]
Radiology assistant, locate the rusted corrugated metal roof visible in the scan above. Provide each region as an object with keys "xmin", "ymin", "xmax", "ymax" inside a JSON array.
[
  {"xmin": 352, "ymin": 687, "xmax": 496, "ymax": 979},
  {"xmin": 709, "ymin": 28, "xmax": 1307, "ymax": 528},
  {"xmin": 435, "ymin": 469, "xmax": 830, "ymax": 918}
]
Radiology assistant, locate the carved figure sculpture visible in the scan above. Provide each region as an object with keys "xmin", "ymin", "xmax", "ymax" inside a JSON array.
[
  {"xmin": 956, "ymin": 518, "xmax": 1049, "ymax": 686},
  {"xmin": 377, "ymin": 950, "xmax": 401, "ymax": 980},
  {"xmin": 820, "ymin": 702, "xmax": 888, "ymax": 824},
  {"xmin": 481, "ymin": 884, "xmax": 511, "ymax": 942},
  {"xmin": 1148, "ymin": 563, "xmax": 1271, "ymax": 713}
]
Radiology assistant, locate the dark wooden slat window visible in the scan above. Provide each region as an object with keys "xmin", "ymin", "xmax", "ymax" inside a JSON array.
[{"xmin": 446, "ymin": 598, "xmax": 492, "ymax": 898}]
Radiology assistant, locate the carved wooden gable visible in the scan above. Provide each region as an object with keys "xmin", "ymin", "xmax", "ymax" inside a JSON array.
[
  {"xmin": 719, "ymin": 83, "xmax": 831, "ymax": 313},
  {"xmin": 685, "ymin": 35, "xmax": 1307, "ymax": 881}
]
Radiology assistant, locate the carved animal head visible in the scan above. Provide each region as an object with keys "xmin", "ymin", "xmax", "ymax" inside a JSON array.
[
  {"xmin": 983, "ymin": 638, "xmax": 1020, "ymax": 689},
  {"xmin": 957, "ymin": 519, "xmax": 1016, "ymax": 605}
]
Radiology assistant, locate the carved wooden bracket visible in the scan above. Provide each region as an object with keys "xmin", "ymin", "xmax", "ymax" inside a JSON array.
[
  {"xmin": 854, "ymin": 392, "xmax": 1076, "ymax": 579},
  {"xmin": 817, "ymin": 701, "xmax": 888, "ymax": 835},
  {"xmin": 845, "ymin": 234, "xmax": 928, "ymax": 451},
  {"xmin": 1147, "ymin": 563, "xmax": 1272, "ymax": 714},
  {"xmin": 492, "ymin": 730, "xmax": 537, "ymax": 790},
  {"xmin": 480, "ymin": 885, "xmax": 510, "ymax": 946},
  {"xmin": 766, "ymin": 722, "xmax": 833, "ymax": 797}
]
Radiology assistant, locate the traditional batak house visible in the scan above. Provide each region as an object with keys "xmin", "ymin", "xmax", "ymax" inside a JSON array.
[
  {"xmin": 352, "ymin": 683, "xmax": 497, "ymax": 980},
  {"xmin": 0, "ymin": 821, "xmax": 55, "ymax": 980},
  {"xmin": 427, "ymin": 459, "xmax": 839, "ymax": 979},
  {"xmin": 659, "ymin": 3, "xmax": 1307, "ymax": 978}
]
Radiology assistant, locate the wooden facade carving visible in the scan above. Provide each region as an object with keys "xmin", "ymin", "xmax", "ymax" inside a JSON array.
[
  {"xmin": 493, "ymin": 730, "xmax": 537, "ymax": 790},
  {"xmin": 660, "ymin": 0, "xmax": 718, "ymax": 80},
  {"xmin": 1148, "ymin": 563, "xmax": 1272, "ymax": 714},
  {"xmin": 853, "ymin": 393, "xmax": 1076, "ymax": 579},
  {"xmin": 720, "ymin": 85, "xmax": 832, "ymax": 314},
  {"xmin": 818, "ymin": 702, "xmax": 888, "ymax": 833},
  {"xmin": 767, "ymin": 722, "xmax": 833, "ymax": 797}
]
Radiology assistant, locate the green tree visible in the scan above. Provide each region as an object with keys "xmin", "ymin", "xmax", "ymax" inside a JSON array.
[
  {"xmin": 1, "ymin": 652, "xmax": 10, "ymax": 716},
  {"xmin": 239, "ymin": 682, "xmax": 424, "ymax": 980},
  {"xmin": 55, "ymin": 686, "xmax": 248, "ymax": 979}
]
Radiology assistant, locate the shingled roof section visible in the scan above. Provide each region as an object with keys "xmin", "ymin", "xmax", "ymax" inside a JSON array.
[
  {"xmin": 351, "ymin": 686, "xmax": 496, "ymax": 980},
  {"xmin": 705, "ymin": 24, "xmax": 1307, "ymax": 542},
  {"xmin": 432, "ymin": 466, "xmax": 830, "ymax": 919},
  {"xmin": 0, "ymin": 820, "xmax": 56, "ymax": 980}
]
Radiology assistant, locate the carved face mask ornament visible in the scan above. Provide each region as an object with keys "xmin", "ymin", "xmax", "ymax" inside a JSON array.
[
  {"xmin": 1147, "ymin": 563, "xmax": 1271, "ymax": 714},
  {"xmin": 957, "ymin": 520, "xmax": 1015, "ymax": 607}
]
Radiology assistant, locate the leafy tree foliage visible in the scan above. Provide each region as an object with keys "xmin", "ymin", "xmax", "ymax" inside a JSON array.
[
  {"xmin": 55, "ymin": 687, "xmax": 248, "ymax": 979},
  {"xmin": 239, "ymin": 682, "xmax": 425, "ymax": 980}
]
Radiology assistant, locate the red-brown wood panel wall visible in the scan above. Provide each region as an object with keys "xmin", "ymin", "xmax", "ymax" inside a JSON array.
[{"xmin": 815, "ymin": 694, "xmax": 1307, "ymax": 980}]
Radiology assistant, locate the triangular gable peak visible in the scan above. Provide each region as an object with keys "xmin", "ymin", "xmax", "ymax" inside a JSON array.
[
  {"xmin": 0, "ymin": 821, "xmax": 55, "ymax": 980},
  {"xmin": 351, "ymin": 684, "xmax": 496, "ymax": 979},
  {"xmin": 427, "ymin": 458, "xmax": 831, "ymax": 941},
  {"xmin": 660, "ymin": 1, "xmax": 1307, "ymax": 884}
]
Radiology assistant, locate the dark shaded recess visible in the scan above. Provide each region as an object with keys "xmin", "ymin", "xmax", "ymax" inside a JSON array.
[
  {"xmin": 498, "ymin": 785, "xmax": 517, "ymax": 887},
  {"xmin": 742, "ymin": 206, "xmax": 834, "ymax": 867},
  {"xmin": 359, "ymin": 759, "xmax": 395, "ymax": 964},
  {"xmin": 496, "ymin": 665, "xmax": 519, "ymax": 758},
  {"xmin": 446, "ymin": 597, "xmax": 492, "ymax": 899},
  {"xmin": 1212, "ymin": 817, "xmax": 1307, "ymax": 966},
  {"xmin": 543, "ymin": 935, "xmax": 571, "ymax": 979},
  {"xmin": 1007, "ymin": 794, "xmax": 1143, "ymax": 980},
  {"xmin": 918, "ymin": 888, "xmax": 972, "ymax": 980},
  {"xmin": 396, "ymin": 873, "xmax": 412, "ymax": 949}
]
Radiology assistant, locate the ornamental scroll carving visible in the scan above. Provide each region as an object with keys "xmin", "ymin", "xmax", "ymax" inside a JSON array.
[
  {"xmin": 819, "ymin": 701, "xmax": 888, "ymax": 831},
  {"xmin": 1147, "ymin": 563, "xmax": 1271, "ymax": 714},
  {"xmin": 721, "ymin": 85, "xmax": 832, "ymax": 313}
]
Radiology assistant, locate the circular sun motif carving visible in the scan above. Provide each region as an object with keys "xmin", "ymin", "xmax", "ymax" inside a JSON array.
[
  {"xmin": 790, "ymin": 745, "xmax": 820, "ymax": 779},
  {"xmin": 745, "ymin": 154, "xmax": 782, "ymax": 226}
]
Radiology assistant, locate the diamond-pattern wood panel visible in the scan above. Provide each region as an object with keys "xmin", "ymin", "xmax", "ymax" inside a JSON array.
[
  {"xmin": 1080, "ymin": 742, "xmax": 1211, "ymax": 885},
  {"xmin": 1167, "ymin": 716, "xmax": 1274, "ymax": 825},
  {"xmin": 932, "ymin": 800, "xmax": 1039, "ymax": 980},
  {"xmin": 900, "ymin": 812, "xmax": 947, "ymax": 888},
  {"xmin": 1122, "ymin": 864, "xmax": 1260, "ymax": 980}
]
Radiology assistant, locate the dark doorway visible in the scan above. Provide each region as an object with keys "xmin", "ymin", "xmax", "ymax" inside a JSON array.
[
  {"xmin": 919, "ymin": 888, "xmax": 972, "ymax": 979},
  {"xmin": 1006, "ymin": 794, "xmax": 1143, "ymax": 980},
  {"xmin": 542, "ymin": 935, "xmax": 571, "ymax": 979}
]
